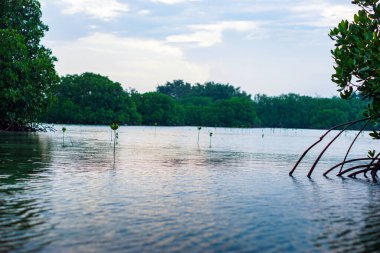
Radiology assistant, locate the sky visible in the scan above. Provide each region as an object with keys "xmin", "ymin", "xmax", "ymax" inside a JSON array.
[{"xmin": 40, "ymin": 0, "xmax": 359, "ymax": 97}]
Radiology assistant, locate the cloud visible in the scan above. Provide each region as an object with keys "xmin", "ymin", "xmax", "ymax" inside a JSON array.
[
  {"xmin": 137, "ymin": 9, "xmax": 151, "ymax": 16},
  {"xmin": 166, "ymin": 21, "xmax": 260, "ymax": 47},
  {"xmin": 289, "ymin": 0, "xmax": 358, "ymax": 27},
  {"xmin": 57, "ymin": 0, "xmax": 129, "ymax": 20},
  {"xmin": 47, "ymin": 33, "xmax": 209, "ymax": 91},
  {"xmin": 151, "ymin": 0, "xmax": 200, "ymax": 4}
]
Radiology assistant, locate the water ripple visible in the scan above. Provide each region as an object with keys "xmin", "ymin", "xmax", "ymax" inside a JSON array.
[{"xmin": 1, "ymin": 127, "xmax": 380, "ymax": 252}]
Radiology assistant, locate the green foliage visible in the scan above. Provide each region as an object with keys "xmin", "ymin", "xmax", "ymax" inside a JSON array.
[
  {"xmin": 44, "ymin": 76, "xmax": 367, "ymax": 129},
  {"xmin": 156, "ymin": 80, "xmax": 259, "ymax": 127},
  {"xmin": 368, "ymin": 149, "xmax": 376, "ymax": 158},
  {"xmin": 212, "ymin": 97, "xmax": 260, "ymax": 127},
  {"xmin": 156, "ymin": 80, "xmax": 192, "ymax": 99},
  {"xmin": 157, "ymin": 80, "xmax": 248, "ymax": 100},
  {"xmin": 44, "ymin": 77, "xmax": 260, "ymax": 128},
  {"xmin": 43, "ymin": 73, "xmax": 141, "ymax": 125},
  {"xmin": 110, "ymin": 123, "xmax": 119, "ymax": 131},
  {"xmin": 254, "ymin": 94, "xmax": 365, "ymax": 129},
  {"xmin": 0, "ymin": 0, "xmax": 59, "ymax": 131},
  {"xmin": 329, "ymin": 0, "xmax": 380, "ymax": 132},
  {"xmin": 136, "ymin": 92, "xmax": 184, "ymax": 125},
  {"xmin": 369, "ymin": 130, "xmax": 380, "ymax": 139}
]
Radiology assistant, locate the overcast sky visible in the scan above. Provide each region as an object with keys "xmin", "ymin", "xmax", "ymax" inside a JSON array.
[{"xmin": 40, "ymin": 0, "xmax": 358, "ymax": 97}]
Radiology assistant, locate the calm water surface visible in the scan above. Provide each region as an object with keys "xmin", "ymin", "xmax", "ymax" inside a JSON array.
[{"xmin": 0, "ymin": 126, "xmax": 379, "ymax": 252}]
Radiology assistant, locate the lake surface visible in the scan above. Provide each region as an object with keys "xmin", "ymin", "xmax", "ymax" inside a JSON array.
[{"xmin": 1, "ymin": 126, "xmax": 379, "ymax": 253}]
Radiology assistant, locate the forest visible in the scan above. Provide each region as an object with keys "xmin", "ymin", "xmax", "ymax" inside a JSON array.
[{"xmin": 41, "ymin": 72, "xmax": 367, "ymax": 129}]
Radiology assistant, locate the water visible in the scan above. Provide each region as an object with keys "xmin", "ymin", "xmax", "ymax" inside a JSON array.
[{"xmin": 0, "ymin": 126, "xmax": 379, "ymax": 253}]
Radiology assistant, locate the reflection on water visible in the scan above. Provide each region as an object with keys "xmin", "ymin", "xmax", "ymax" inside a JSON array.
[
  {"xmin": 0, "ymin": 133, "xmax": 53, "ymax": 253},
  {"xmin": 358, "ymin": 185, "xmax": 380, "ymax": 252},
  {"xmin": 0, "ymin": 126, "xmax": 379, "ymax": 252}
]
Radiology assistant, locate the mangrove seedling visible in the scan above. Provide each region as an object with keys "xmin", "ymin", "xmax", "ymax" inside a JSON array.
[
  {"xmin": 110, "ymin": 123, "xmax": 119, "ymax": 158},
  {"xmin": 110, "ymin": 123, "xmax": 119, "ymax": 131}
]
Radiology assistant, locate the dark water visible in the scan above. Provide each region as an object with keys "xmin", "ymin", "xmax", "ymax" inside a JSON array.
[{"xmin": 0, "ymin": 126, "xmax": 379, "ymax": 253}]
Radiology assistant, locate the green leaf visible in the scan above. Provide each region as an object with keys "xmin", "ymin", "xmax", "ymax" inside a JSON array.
[
  {"xmin": 354, "ymin": 14, "xmax": 359, "ymax": 23},
  {"xmin": 368, "ymin": 150, "xmax": 376, "ymax": 158},
  {"xmin": 339, "ymin": 87, "xmax": 353, "ymax": 99},
  {"xmin": 369, "ymin": 131, "xmax": 380, "ymax": 139}
]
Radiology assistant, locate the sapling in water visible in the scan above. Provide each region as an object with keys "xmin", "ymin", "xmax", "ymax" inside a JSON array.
[{"xmin": 110, "ymin": 123, "xmax": 119, "ymax": 159}]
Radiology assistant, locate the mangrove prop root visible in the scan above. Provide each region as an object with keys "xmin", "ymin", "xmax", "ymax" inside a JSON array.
[
  {"xmin": 348, "ymin": 167, "xmax": 379, "ymax": 182},
  {"xmin": 289, "ymin": 120, "xmax": 361, "ymax": 176},
  {"xmin": 323, "ymin": 158, "xmax": 380, "ymax": 176},
  {"xmin": 339, "ymin": 120, "xmax": 369, "ymax": 173},
  {"xmin": 289, "ymin": 117, "xmax": 380, "ymax": 180},
  {"xmin": 337, "ymin": 155, "xmax": 380, "ymax": 179},
  {"xmin": 337, "ymin": 164, "xmax": 374, "ymax": 176},
  {"xmin": 307, "ymin": 122, "xmax": 356, "ymax": 177}
]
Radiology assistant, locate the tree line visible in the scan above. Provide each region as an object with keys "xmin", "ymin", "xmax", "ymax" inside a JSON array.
[
  {"xmin": 254, "ymin": 93, "xmax": 365, "ymax": 129},
  {"xmin": 41, "ymin": 72, "xmax": 367, "ymax": 129}
]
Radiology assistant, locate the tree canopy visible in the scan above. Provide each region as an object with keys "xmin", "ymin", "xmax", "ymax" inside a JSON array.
[
  {"xmin": 43, "ymin": 75, "xmax": 366, "ymax": 129},
  {"xmin": 157, "ymin": 80, "xmax": 248, "ymax": 100},
  {"xmin": 135, "ymin": 92, "xmax": 184, "ymax": 125},
  {"xmin": 329, "ymin": 0, "xmax": 379, "ymax": 124},
  {"xmin": 44, "ymin": 76, "xmax": 261, "ymax": 127},
  {"xmin": 43, "ymin": 73, "xmax": 141, "ymax": 125},
  {"xmin": 155, "ymin": 80, "xmax": 259, "ymax": 127},
  {"xmin": 0, "ymin": 0, "xmax": 59, "ymax": 131},
  {"xmin": 254, "ymin": 94, "xmax": 365, "ymax": 129}
]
